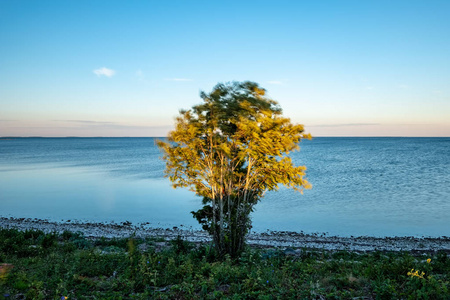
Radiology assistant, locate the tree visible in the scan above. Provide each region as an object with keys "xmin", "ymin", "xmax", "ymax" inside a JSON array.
[{"xmin": 157, "ymin": 81, "xmax": 311, "ymax": 258}]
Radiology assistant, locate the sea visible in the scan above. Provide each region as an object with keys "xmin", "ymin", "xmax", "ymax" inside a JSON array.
[{"xmin": 0, "ymin": 137, "xmax": 449, "ymax": 238}]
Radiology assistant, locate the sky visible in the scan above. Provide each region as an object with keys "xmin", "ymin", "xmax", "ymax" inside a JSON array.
[{"xmin": 1, "ymin": 0, "xmax": 449, "ymax": 137}]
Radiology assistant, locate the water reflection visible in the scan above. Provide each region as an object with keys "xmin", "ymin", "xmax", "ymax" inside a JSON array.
[{"xmin": 0, "ymin": 164, "xmax": 200, "ymax": 228}]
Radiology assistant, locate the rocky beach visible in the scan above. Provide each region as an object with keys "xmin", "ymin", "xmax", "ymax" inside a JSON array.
[{"xmin": 1, "ymin": 217, "xmax": 449, "ymax": 253}]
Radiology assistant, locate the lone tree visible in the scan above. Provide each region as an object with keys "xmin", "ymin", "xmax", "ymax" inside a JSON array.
[{"xmin": 157, "ymin": 81, "xmax": 311, "ymax": 258}]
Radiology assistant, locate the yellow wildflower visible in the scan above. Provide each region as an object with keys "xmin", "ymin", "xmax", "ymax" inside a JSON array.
[
  {"xmin": 407, "ymin": 268, "xmax": 425, "ymax": 279},
  {"xmin": 427, "ymin": 258, "xmax": 431, "ymax": 264}
]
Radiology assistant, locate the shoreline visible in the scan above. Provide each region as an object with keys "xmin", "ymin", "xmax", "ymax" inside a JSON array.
[{"xmin": 1, "ymin": 217, "xmax": 449, "ymax": 253}]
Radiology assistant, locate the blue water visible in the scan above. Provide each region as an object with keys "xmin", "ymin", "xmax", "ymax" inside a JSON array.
[{"xmin": 0, "ymin": 137, "xmax": 449, "ymax": 237}]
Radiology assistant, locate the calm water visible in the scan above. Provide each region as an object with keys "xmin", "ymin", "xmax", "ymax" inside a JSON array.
[{"xmin": 1, "ymin": 137, "xmax": 449, "ymax": 237}]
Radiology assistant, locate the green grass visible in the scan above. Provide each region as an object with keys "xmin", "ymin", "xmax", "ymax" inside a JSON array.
[{"xmin": 0, "ymin": 228, "xmax": 449, "ymax": 299}]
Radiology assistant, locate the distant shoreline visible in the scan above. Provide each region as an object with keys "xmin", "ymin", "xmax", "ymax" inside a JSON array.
[
  {"xmin": 1, "ymin": 217, "xmax": 449, "ymax": 253},
  {"xmin": 2, "ymin": 136, "xmax": 450, "ymax": 139}
]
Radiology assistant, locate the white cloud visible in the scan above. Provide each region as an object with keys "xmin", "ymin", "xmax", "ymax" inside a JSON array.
[
  {"xmin": 311, "ymin": 123, "xmax": 380, "ymax": 128},
  {"xmin": 93, "ymin": 67, "xmax": 116, "ymax": 77},
  {"xmin": 164, "ymin": 78, "xmax": 193, "ymax": 82},
  {"xmin": 136, "ymin": 69, "xmax": 145, "ymax": 81},
  {"xmin": 55, "ymin": 120, "xmax": 115, "ymax": 124},
  {"xmin": 267, "ymin": 80, "xmax": 283, "ymax": 85}
]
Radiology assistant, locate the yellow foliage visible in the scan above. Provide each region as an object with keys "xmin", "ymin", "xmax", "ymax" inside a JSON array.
[{"xmin": 157, "ymin": 81, "xmax": 311, "ymax": 257}]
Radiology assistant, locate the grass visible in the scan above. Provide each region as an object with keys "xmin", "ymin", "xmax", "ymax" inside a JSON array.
[{"xmin": 0, "ymin": 228, "xmax": 449, "ymax": 299}]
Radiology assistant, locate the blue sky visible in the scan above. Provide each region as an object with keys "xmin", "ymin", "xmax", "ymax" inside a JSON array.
[{"xmin": 1, "ymin": 0, "xmax": 449, "ymax": 137}]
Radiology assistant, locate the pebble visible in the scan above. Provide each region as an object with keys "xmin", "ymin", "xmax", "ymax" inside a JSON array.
[{"xmin": 1, "ymin": 217, "xmax": 449, "ymax": 253}]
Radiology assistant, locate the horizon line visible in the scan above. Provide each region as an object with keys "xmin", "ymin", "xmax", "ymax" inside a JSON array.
[{"xmin": 1, "ymin": 136, "xmax": 449, "ymax": 139}]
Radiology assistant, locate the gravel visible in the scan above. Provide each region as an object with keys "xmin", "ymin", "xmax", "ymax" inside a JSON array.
[{"xmin": 2, "ymin": 217, "xmax": 449, "ymax": 253}]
